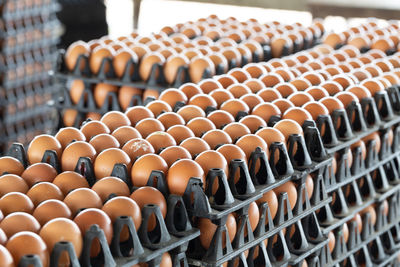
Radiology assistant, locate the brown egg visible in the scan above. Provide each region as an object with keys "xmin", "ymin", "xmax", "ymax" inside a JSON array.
[
  {"xmin": 360, "ymin": 205, "xmax": 376, "ymax": 226},
  {"xmin": 260, "ymin": 73, "xmax": 284, "ymax": 88},
  {"xmin": 167, "ymin": 159, "xmax": 205, "ymax": 195},
  {"xmin": 274, "ymin": 181, "xmax": 297, "ymax": 210},
  {"xmin": 198, "ymin": 79, "xmax": 222, "ymax": 94},
  {"xmin": 0, "ymin": 192, "xmax": 34, "ymax": 216},
  {"xmin": 243, "ymin": 64, "xmax": 266, "ymax": 78},
  {"xmin": 302, "ymin": 101, "xmax": 329, "ymax": 120},
  {"xmin": 189, "ymin": 56, "xmax": 215, "ymax": 83},
  {"xmin": 113, "ymin": 48, "xmax": 137, "ymax": 78},
  {"xmin": 256, "ymin": 190, "xmax": 278, "ymax": 221},
  {"xmin": 328, "ymin": 231, "xmax": 335, "ymax": 252},
  {"xmin": 272, "ymin": 99, "xmax": 295, "ymax": 114},
  {"xmin": 251, "ymin": 102, "xmax": 281, "ymax": 124},
  {"xmin": 39, "ymin": 218, "xmax": 82, "ymax": 266},
  {"xmin": 80, "ymin": 120, "xmax": 110, "ymax": 140},
  {"xmin": 131, "ymin": 154, "xmax": 168, "ymax": 187},
  {"xmin": 65, "ymin": 41, "xmax": 90, "ymax": 71},
  {"xmin": 320, "ymin": 96, "xmax": 345, "ymax": 114},
  {"xmin": 102, "ymin": 196, "xmax": 141, "ymax": 241},
  {"xmin": 139, "ymin": 52, "xmax": 166, "ymax": 81},
  {"xmin": 270, "ymin": 36, "xmax": 293, "ymax": 58},
  {"xmin": 282, "ymin": 107, "xmax": 312, "ymax": 126},
  {"xmin": 55, "ymin": 127, "xmax": 86, "ymax": 149},
  {"xmin": 247, "ymin": 202, "xmax": 260, "ymax": 231},
  {"xmin": 335, "ymin": 92, "xmax": 359, "ymax": 108},
  {"xmin": 0, "ymin": 230, "xmax": 7, "ymax": 246},
  {"xmin": 89, "ymin": 134, "xmax": 120, "ymax": 154},
  {"xmin": 208, "ymin": 54, "xmax": 229, "ymax": 74},
  {"xmin": 209, "ymin": 89, "xmax": 234, "ymax": 108},
  {"xmin": 272, "ymin": 83, "xmax": 296, "ymax": 98},
  {"xmin": 220, "ymin": 99, "xmax": 250, "ymax": 118},
  {"xmin": 92, "ymin": 177, "xmax": 130, "ymax": 202},
  {"xmin": 146, "ymin": 131, "xmax": 176, "ymax": 153},
  {"xmin": 290, "ymin": 79, "xmax": 312, "ymax": 91},
  {"xmin": 0, "ymin": 157, "xmax": 24, "ymax": 176},
  {"xmin": 197, "ymin": 213, "xmax": 236, "ymax": 249},
  {"xmin": 122, "ymin": 138, "xmax": 155, "ymax": 162},
  {"xmin": 350, "ymin": 213, "xmax": 363, "ymax": 233},
  {"xmin": 156, "ymin": 113, "xmax": 185, "ymax": 130},
  {"xmin": 165, "ymin": 125, "xmax": 195, "ymax": 145},
  {"xmin": 176, "ymin": 105, "xmax": 206, "ymax": 123},
  {"xmin": 27, "ymin": 182, "xmax": 64, "ymax": 206},
  {"xmin": 61, "ymin": 141, "xmax": 97, "ymax": 172},
  {"xmin": 255, "ymin": 127, "xmax": 286, "ymax": 148},
  {"xmin": 202, "ymin": 129, "xmax": 233, "ymax": 149},
  {"xmin": 159, "ymin": 146, "xmax": 192, "ymax": 167},
  {"xmin": 186, "ymin": 117, "xmax": 216, "ymax": 137},
  {"xmin": 178, "ymin": 83, "xmax": 203, "ymax": 99},
  {"xmin": 27, "ymin": 135, "xmax": 62, "ymax": 164},
  {"xmin": 6, "ymin": 232, "xmax": 49, "ymax": 267},
  {"xmin": 180, "ymin": 137, "xmax": 211, "ymax": 158},
  {"xmin": 159, "ymin": 89, "xmax": 188, "ymax": 109},
  {"xmin": 21, "ymin": 163, "xmax": 57, "ymax": 187},
  {"xmin": 53, "ymin": 172, "xmax": 89, "ymax": 195},
  {"xmin": 33, "ymin": 199, "xmax": 72, "ymax": 226},
  {"xmin": 94, "ymin": 148, "xmax": 131, "ymax": 180},
  {"xmin": 90, "ymin": 46, "xmax": 115, "ymax": 74},
  {"xmin": 195, "ymin": 150, "xmax": 229, "ymax": 182},
  {"xmin": 287, "ymin": 92, "xmax": 314, "ymax": 107},
  {"xmin": 130, "ymin": 187, "xmax": 167, "ymax": 230},
  {"xmin": 74, "ymin": 208, "xmax": 113, "ymax": 256},
  {"xmin": 346, "ymin": 85, "xmax": 372, "ymax": 101},
  {"xmin": 361, "ymin": 79, "xmax": 385, "ymax": 96},
  {"xmin": 227, "ymin": 68, "xmax": 251, "ymax": 83},
  {"xmin": 0, "ymin": 174, "xmax": 28, "ymax": 197},
  {"xmin": 273, "ymin": 119, "xmax": 303, "ymax": 143},
  {"xmin": 206, "ymin": 110, "xmax": 235, "ymax": 129},
  {"xmin": 222, "ymin": 122, "xmax": 250, "ymax": 142},
  {"xmin": 239, "ymin": 115, "xmax": 267, "ymax": 133},
  {"xmin": 226, "ymin": 84, "xmax": 251, "ymax": 98},
  {"xmin": 135, "ymin": 118, "xmax": 165, "ymax": 138},
  {"xmin": 111, "ymin": 126, "xmax": 142, "ymax": 146},
  {"xmin": 145, "ymin": 101, "xmax": 172, "ymax": 118},
  {"xmin": 124, "ymin": 106, "xmax": 154, "ymax": 126},
  {"xmin": 351, "ymin": 140, "xmax": 367, "ymax": 160},
  {"xmin": 143, "ymin": 88, "xmax": 160, "ymax": 100},
  {"xmin": 239, "ymin": 94, "xmax": 264, "ymax": 112},
  {"xmin": 64, "ymin": 188, "xmax": 102, "ymax": 215},
  {"xmin": 0, "ymin": 212, "xmax": 40, "ymax": 238},
  {"xmin": 100, "ymin": 111, "xmax": 131, "ymax": 132},
  {"xmin": 163, "ymin": 55, "xmax": 189, "ymax": 84},
  {"xmin": 236, "ymin": 134, "xmax": 269, "ymax": 161},
  {"xmin": 189, "ymin": 94, "xmax": 218, "ymax": 110},
  {"xmin": 305, "ymin": 86, "xmax": 329, "ymax": 100}
]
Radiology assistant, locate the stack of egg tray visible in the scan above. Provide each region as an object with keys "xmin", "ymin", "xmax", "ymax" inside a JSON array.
[
  {"xmin": 0, "ymin": 0, "xmax": 61, "ymax": 154},
  {"xmin": 5, "ymin": 143, "xmax": 200, "ymax": 267},
  {"xmin": 5, "ymin": 105, "xmax": 332, "ymax": 267},
  {"xmin": 307, "ymin": 64, "xmax": 400, "ymax": 265}
]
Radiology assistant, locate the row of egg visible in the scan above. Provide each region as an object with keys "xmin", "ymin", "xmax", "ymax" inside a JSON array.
[
  {"xmin": 1, "ymin": 0, "xmax": 53, "ymax": 13},
  {"xmin": 323, "ymin": 19, "xmax": 400, "ymax": 52},
  {"xmin": 64, "ymin": 17, "xmax": 325, "ymax": 84}
]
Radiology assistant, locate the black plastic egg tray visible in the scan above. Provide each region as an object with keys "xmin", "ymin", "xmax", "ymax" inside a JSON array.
[{"xmin": 0, "ymin": 1, "xmax": 60, "ymax": 21}]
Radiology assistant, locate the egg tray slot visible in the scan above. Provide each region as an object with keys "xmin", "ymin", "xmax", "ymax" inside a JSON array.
[
  {"xmin": 187, "ymin": 177, "xmax": 331, "ymax": 267},
  {"xmin": 0, "ymin": 1, "xmax": 60, "ymax": 21},
  {"xmin": 52, "ymin": 44, "xmax": 271, "ymax": 93},
  {"xmin": 17, "ymin": 202, "xmax": 199, "ymax": 267},
  {"xmin": 317, "ymin": 194, "xmax": 400, "ymax": 267},
  {"xmin": 324, "ymin": 125, "xmax": 400, "ymax": 193}
]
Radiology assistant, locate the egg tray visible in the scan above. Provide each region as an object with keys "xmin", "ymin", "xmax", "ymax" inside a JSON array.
[
  {"xmin": 0, "ymin": 13, "xmax": 60, "ymax": 37},
  {"xmin": 323, "ymin": 124, "xmax": 400, "ymax": 193},
  {"xmin": 318, "ymin": 193, "xmax": 400, "ymax": 267},
  {"xmin": 52, "ymin": 43, "xmax": 271, "ymax": 93},
  {"xmin": 16, "ymin": 202, "xmax": 199, "ymax": 267},
  {"xmin": 0, "ymin": 33, "xmax": 60, "ymax": 55},
  {"xmin": 0, "ymin": 1, "xmax": 60, "ymax": 21}
]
